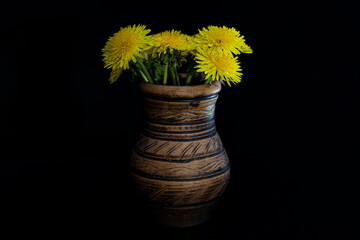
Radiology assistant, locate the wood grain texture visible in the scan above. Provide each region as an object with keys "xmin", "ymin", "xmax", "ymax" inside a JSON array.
[{"xmin": 130, "ymin": 81, "xmax": 230, "ymax": 227}]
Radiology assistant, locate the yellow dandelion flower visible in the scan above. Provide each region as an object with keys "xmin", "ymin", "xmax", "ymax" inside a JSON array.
[
  {"xmin": 195, "ymin": 49, "xmax": 243, "ymax": 86},
  {"xmin": 195, "ymin": 25, "xmax": 253, "ymax": 56},
  {"xmin": 102, "ymin": 24, "xmax": 151, "ymax": 82},
  {"xmin": 185, "ymin": 35, "xmax": 198, "ymax": 55},
  {"xmin": 148, "ymin": 30, "xmax": 192, "ymax": 56}
]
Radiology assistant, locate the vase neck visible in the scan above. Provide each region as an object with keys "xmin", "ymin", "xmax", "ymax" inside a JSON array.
[
  {"xmin": 143, "ymin": 94, "xmax": 218, "ymax": 125},
  {"xmin": 141, "ymin": 94, "xmax": 218, "ymax": 141}
]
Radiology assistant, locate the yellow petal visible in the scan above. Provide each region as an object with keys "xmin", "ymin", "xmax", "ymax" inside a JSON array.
[{"xmin": 109, "ymin": 68, "xmax": 123, "ymax": 84}]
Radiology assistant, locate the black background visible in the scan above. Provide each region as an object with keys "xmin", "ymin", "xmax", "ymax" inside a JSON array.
[{"xmin": 1, "ymin": 0, "xmax": 358, "ymax": 239}]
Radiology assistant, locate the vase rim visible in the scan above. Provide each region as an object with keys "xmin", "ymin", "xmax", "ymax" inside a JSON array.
[{"xmin": 139, "ymin": 81, "xmax": 222, "ymax": 99}]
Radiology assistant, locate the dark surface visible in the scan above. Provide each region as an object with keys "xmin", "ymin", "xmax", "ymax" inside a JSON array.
[
  {"xmin": 1, "ymin": 0, "xmax": 358, "ymax": 239},
  {"xmin": 1, "ymin": 152, "xmax": 357, "ymax": 239}
]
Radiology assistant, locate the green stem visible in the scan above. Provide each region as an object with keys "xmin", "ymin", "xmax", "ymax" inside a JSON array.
[
  {"xmin": 174, "ymin": 66, "xmax": 180, "ymax": 86},
  {"xmin": 169, "ymin": 66, "xmax": 176, "ymax": 86},
  {"xmin": 137, "ymin": 60, "xmax": 154, "ymax": 84},
  {"xmin": 185, "ymin": 73, "xmax": 193, "ymax": 85},
  {"xmin": 138, "ymin": 69, "xmax": 149, "ymax": 83},
  {"xmin": 163, "ymin": 62, "xmax": 169, "ymax": 85}
]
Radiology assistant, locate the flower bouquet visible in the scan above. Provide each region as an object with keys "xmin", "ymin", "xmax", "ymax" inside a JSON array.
[
  {"xmin": 102, "ymin": 24, "xmax": 253, "ymax": 227},
  {"xmin": 102, "ymin": 24, "xmax": 252, "ymax": 86}
]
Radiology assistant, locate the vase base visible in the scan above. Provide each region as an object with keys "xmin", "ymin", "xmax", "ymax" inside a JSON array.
[{"xmin": 150, "ymin": 200, "xmax": 217, "ymax": 228}]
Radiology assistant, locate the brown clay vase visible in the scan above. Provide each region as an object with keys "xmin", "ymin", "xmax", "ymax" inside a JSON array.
[{"xmin": 129, "ymin": 80, "xmax": 230, "ymax": 227}]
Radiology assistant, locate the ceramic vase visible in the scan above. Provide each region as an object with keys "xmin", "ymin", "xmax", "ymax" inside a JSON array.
[{"xmin": 129, "ymin": 80, "xmax": 230, "ymax": 227}]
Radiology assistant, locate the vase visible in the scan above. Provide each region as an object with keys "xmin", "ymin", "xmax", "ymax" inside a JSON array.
[{"xmin": 129, "ymin": 80, "xmax": 230, "ymax": 227}]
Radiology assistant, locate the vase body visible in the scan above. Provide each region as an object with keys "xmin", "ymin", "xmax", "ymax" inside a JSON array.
[{"xmin": 129, "ymin": 81, "xmax": 230, "ymax": 227}]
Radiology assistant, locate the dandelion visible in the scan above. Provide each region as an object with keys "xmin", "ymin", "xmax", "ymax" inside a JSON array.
[
  {"xmin": 195, "ymin": 49, "xmax": 243, "ymax": 86},
  {"xmin": 102, "ymin": 24, "xmax": 151, "ymax": 83},
  {"xmin": 195, "ymin": 26, "xmax": 252, "ymax": 56},
  {"xmin": 148, "ymin": 30, "xmax": 193, "ymax": 56},
  {"xmin": 101, "ymin": 24, "xmax": 252, "ymax": 86}
]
